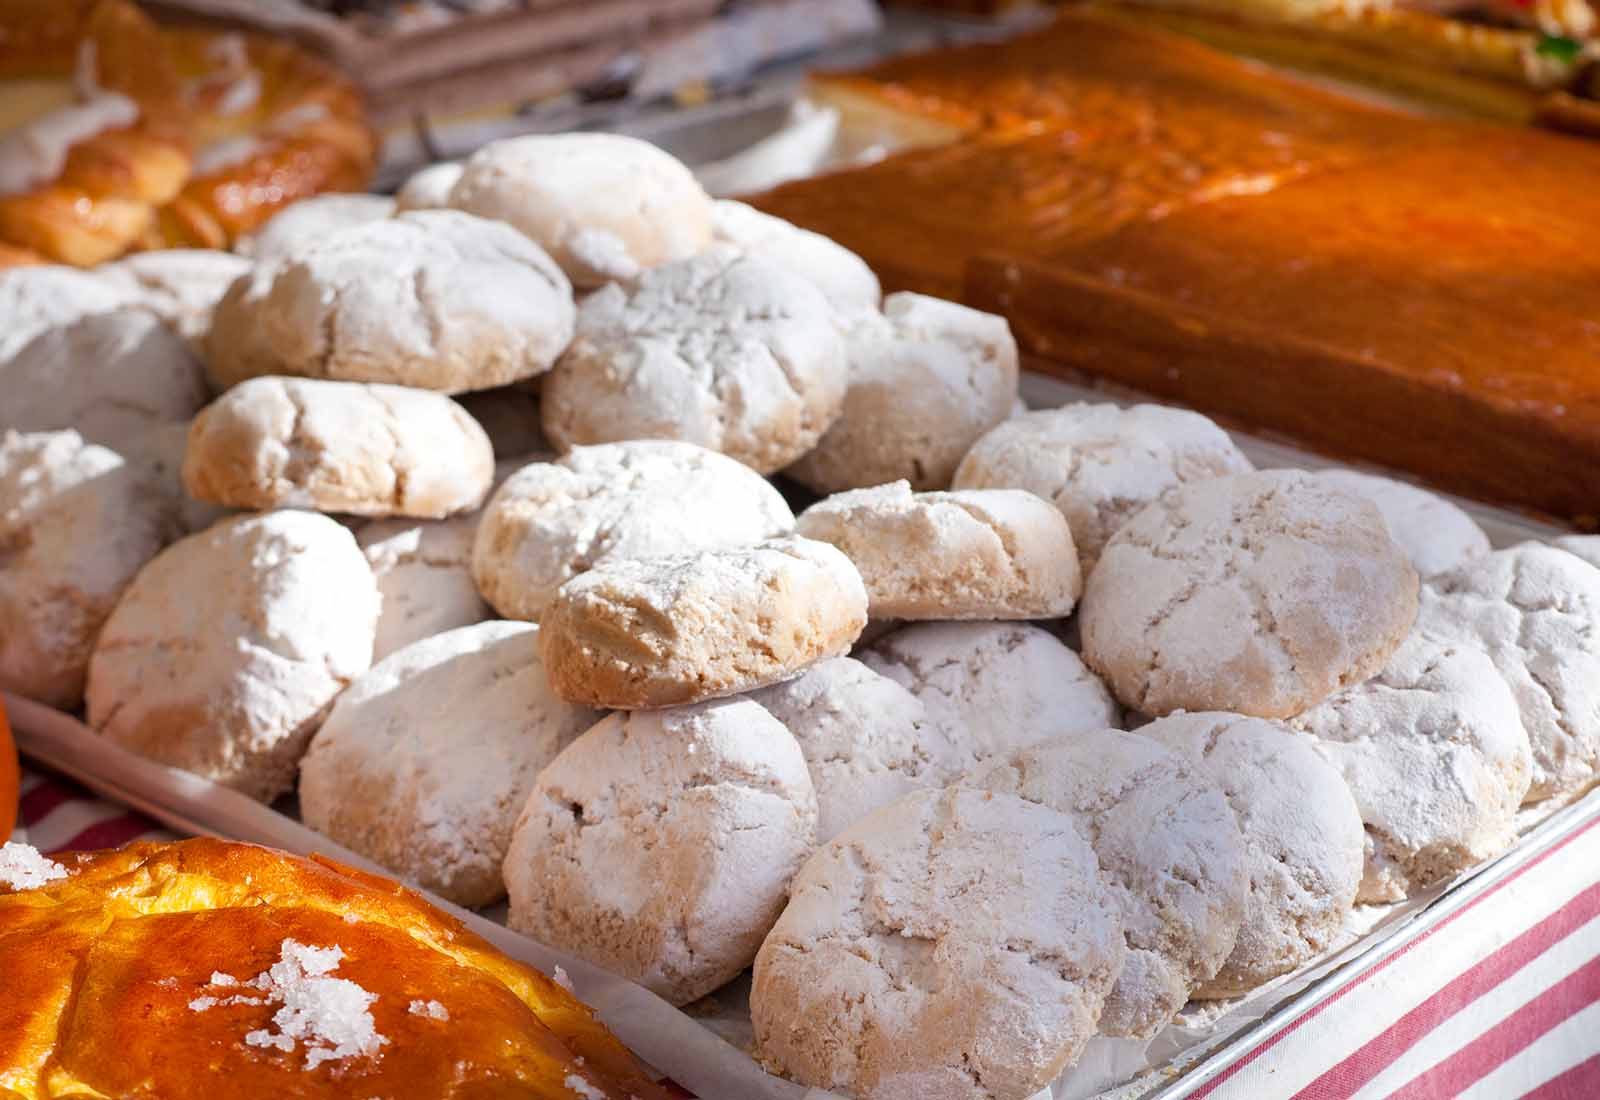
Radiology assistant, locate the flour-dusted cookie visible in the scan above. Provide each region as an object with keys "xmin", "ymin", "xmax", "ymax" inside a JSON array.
[
  {"xmin": 752, "ymin": 786, "xmax": 1126, "ymax": 1100},
  {"xmin": 709, "ymin": 199, "xmax": 879, "ymax": 315},
  {"xmin": 1081, "ymin": 469, "xmax": 1419, "ymax": 720},
  {"xmin": 236, "ymin": 192, "xmax": 397, "ymax": 261},
  {"xmin": 105, "ymin": 248, "xmax": 252, "ymax": 350},
  {"xmin": 860, "ymin": 622, "xmax": 1120, "ymax": 766},
  {"xmin": 1, "ymin": 309, "xmax": 209, "ymax": 450},
  {"xmin": 539, "ymin": 536, "xmax": 867, "ymax": 709},
  {"xmin": 787, "ymin": 293, "xmax": 1019, "ymax": 494},
  {"xmin": 455, "ymin": 386, "xmax": 549, "ymax": 460},
  {"xmin": 1291, "ymin": 634, "xmax": 1532, "ymax": 902},
  {"xmin": 0, "ymin": 263, "xmax": 143, "ymax": 361},
  {"xmin": 207, "ymin": 209, "xmax": 576, "ymax": 393},
  {"xmin": 473, "ymin": 440, "xmax": 794, "ymax": 622},
  {"xmin": 1313, "ymin": 469, "xmax": 1490, "ymax": 578},
  {"xmin": 797, "ymin": 481, "xmax": 1081, "ymax": 620},
  {"xmin": 962, "ymin": 729, "xmax": 1248, "ymax": 1038},
  {"xmin": 954, "ymin": 403, "xmax": 1255, "ymax": 572},
  {"xmin": 505, "ymin": 697, "xmax": 817, "ymax": 1004},
  {"xmin": 183, "ymin": 376, "xmax": 494, "ymax": 518},
  {"xmin": 1553, "ymin": 534, "xmax": 1600, "ymax": 571},
  {"xmin": 0, "ymin": 431, "xmax": 180, "ymax": 709},
  {"xmin": 395, "ymin": 161, "xmax": 462, "ymax": 212},
  {"xmin": 86, "ymin": 510, "xmax": 379, "ymax": 802},
  {"xmin": 1415, "ymin": 544, "xmax": 1600, "ymax": 806},
  {"xmin": 449, "ymin": 133, "xmax": 713, "ymax": 288},
  {"xmin": 749, "ymin": 657, "xmax": 963, "ymax": 842},
  {"xmin": 117, "ymin": 421, "xmax": 232, "ymax": 535},
  {"xmin": 300, "ymin": 621, "xmax": 601, "ymax": 906},
  {"xmin": 1141, "ymin": 712, "xmax": 1364, "ymax": 997},
  {"xmin": 540, "ymin": 251, "xmax": 847, "ymax": 474}
]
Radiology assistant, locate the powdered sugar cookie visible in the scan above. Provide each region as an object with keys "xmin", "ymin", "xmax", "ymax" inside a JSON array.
[
  {"xmin": 395, "ymin": 161, "xmax": 462, "ymax": 212},
  {"xmin": 505, "ymin": 698, "xmax": 817, "ymax": 1004},
  {"xmin": 750, "ymin": 657, "xmax": 962, "ymax": 842},
  {"xmin": 300, "ymin": 621, "xmax": 601, "ymax": 906},
  {"xmin": 207, "ymin": 209, "xmax": 575, "ymax": 393},
  {"xmin": 1141, "ymin": 712, "xmax": 1364, "ymax": 997},
  {"xmin": 1313, "ymin": 469, "xmax": 1490, "ymax": 578},
  {"xmin": 1553, "ymin": 534, "xmax": 1600, "ymax": 571},
  {"xmin": 1415, "ymin": 544, "xmax": 1600, "ymax": 806},
  {"xmin": 472, "ymin": 440, "xmax": 794, "ymax": 622},
  {"xmin": 709, "ymin": 199, "xmax": 879, "ymax": 315},
  {"xmin": 751, "ymin": 786, "xmax": 1125, "ymax": 1100},
  {"xmin": 0, "ymin": 264, "xmax": 142, "ymax": 362},
  {"xmin": 953, "ymin": 403, "xmax": 1253, "ymax": 571},
  {"xmin": 236, "ymin": 192, "xmax": 396, "ymax": 261},
  {"xmin": 539, "ymin": 536, "xmax": 867, "ymax": 709},
  {"xmin": 962, "ymin": 729, "xmax": 1248, "ymax": 1038},
  {"xmin": 540, "ymin": 251, "xmax": 846, "ymax": 474},
  {"xmin": 1292, "ymin": 634, "xmax": 1532, "ymax": 902},
  {"xmin": 106, "ymin": 249, "xmax": 252, "ymax": 350},
  {"xmin": 449, "ymin": 133, "xmax": 712, "ymax": 287},
  {"xmin": 1, "ymin": 310, "xmax": 209, "ymax": 451},
  {"xmin": 860, "ymin": 622, "xmax": 1120, "ymax": 766},
  {"xmin": 86, "ymin": 510, "xmax": 379, "ymax": 802},
  {"xmin": 787, "ymin": 293, "xmax": 1018, "ymax": 493},
  {"xmin": 1081, "ymin": 470, "xmax": 1419, "ymax": 719},
  {"xmin": 183, "ymin": 376, "xmax": 494, "ymax": 518},
  {"xmin": 358, "ymin": 514, "xmax": 489, "ymax": 662},
  {"xmin": 118, "ymin": 421, "xmax": 232, "ymax": 535},
  {"xmin": 0, "ymin": 431, "xmax": 180, "ymax": 708}
]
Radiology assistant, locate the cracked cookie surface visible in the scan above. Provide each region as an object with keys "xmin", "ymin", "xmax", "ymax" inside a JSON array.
[{"xmin": 710, "ymin": 200, "xmax": 879, "ymax": 316}]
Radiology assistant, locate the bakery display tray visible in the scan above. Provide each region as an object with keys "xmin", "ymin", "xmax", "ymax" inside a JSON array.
[{"xmin": 9, "ymin": 373, "xmax": 1585, "ymax": 1100}]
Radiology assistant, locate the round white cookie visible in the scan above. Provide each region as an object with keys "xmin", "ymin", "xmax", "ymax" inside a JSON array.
[
  {"xmin": 395, "ymin": 161, "xmax": 462, "ymax": 212},
  {"xmin": 1291, "ymin": 634, "xmax": 1532, "ymax": 902},
  {"xmin": 207, "ymin": 209, "xmax": 576, "ymax": 393},
  {"xmin": 449, "ymin": 132, "xmax": 713, "ymax": 288},
  {"xmin": 860, "ymin": 622, "xmax": 1121, "ymax": 766},
  {"xmin": 709, "ymin": 199, "xmax": 879, "ymax": 315},
  {"xmin": 455, "ymin": 386, "xmax": 549, "ymax": 459},
  {"xmin": 505, "ymin": 697, "xmax": 817, "ymax": 1005},
  {"xmin": 749, "ymin": 656, "xmax": 963, "ymax": 843},
  {"xmin": 953, "ymin": 402, "xmax": 1254, "ymax": 572},
  {"xmin": 105, "ymin": 248, "xmax": 253, "ymax": 350},
  {"xmin": 788, "ymin": 293, "xmax": 1019, "ymax": 494},
  {"xmin": 472, "ymin": 440, "xmax": 794, "ymax": 622},
  {"xmin": 539, "ymin": 536, "xmax": 867, "ymax": 709},
  {"xmin": 358, "ymin": 513, "xmax": 491, "ymax": 662},
  {"xmin": 0, "ymin": 264, "xmax": 143, "ymax": 362},
  {"xmin": 1415, "ymin": 543, "xmax": 1600, "ymax": 806},
  {"xmin": 1312, "ymin": 469, "xmax": 1490, "ymax": 578},
  {"xmin": 540, "ymin": 251, "xmax": 847, "ymax": 474},
  {"xmin": 86, "ymin": 510, "xmax": 379, "ymax": 802},
  {"xmin": 1, "ymin": 309, "xmax": 209, "ymax": 451},
  {"xmin": 300, "ymin": 621, "xmax": 602, "ymax": 907},
  {"xmin": 751, "ymin": 786, "xmax": 1126, "ymax": 1100},
  {"xmin": 117, "ymin": 420, "xmax": 232, "ymax": 535},
  {"xmin": 1140, "ymin": 712, "xmax": 1364, "ymax": 997},
  {"xmin": 0, "ymin": 431, "xmax": 180, "ymax": 709},
  {"xmin": 1081, "ymin": 469, "xmax": 1420, "ymax": 720},
  {"xmin": 183, "ymin": 376, "xmax": 494, "ymax": 518},
  {"xmin": 1553, "ymin": 534, "xmax": 1600, "ymax": 572},
  {"xmin": 236, "ymin": 192, "xmax": 397, "ymax": 261},
  {"xmin": 962, "ymin": 729, "xmax": 1248, "ymax": 1038},
  {"xmin": 797, "ymin": 481, "xmax": 1081, "ymax": 620}
]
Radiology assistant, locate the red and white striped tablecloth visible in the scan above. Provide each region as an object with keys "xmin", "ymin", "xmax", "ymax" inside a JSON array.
[{"xmin": 14, "ymin": 764, "xmax": 174, "ymax": 853}]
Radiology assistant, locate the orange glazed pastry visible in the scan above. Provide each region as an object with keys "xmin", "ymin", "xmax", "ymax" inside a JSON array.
[{"xmin": 0, "ymin": 837, "xmax": 675, "ymax": 1100}]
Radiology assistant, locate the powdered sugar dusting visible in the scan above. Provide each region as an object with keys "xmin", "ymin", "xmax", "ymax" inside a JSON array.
[
  {"xmin": 0, "ymin": 843, "xmax": 68, "ymax": 890},
  {"xmin": 565, "ymin": 1074, "xmax": 608, "ymax": 1100},
  {"xmin": 408, "ymin": 999, "xmax": 449, "ymax": 1021},
  {"xmin": 551, "ymin": 965, "xmax": 575, "ymax": 993}
]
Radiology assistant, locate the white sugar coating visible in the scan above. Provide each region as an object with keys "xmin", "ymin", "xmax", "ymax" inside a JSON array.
[
  {"xmin": 86, "ymin": 510, "xmax": 380, "ymax": 803},
  {"xmin": 471, "ymin": 440, "xmax": 794, "ymax": 622},
  {"xmin": 1312, "ymin": 469, "xmax": 1490, "ymax": 578},
  {"xmin": 1, "ymin": 309, "xmax": 209, "ymax": 451},
  {"xmin": 0, "ymin": 430, "xmax": 180, "ymax": 709},
  {"xmin": 408, "ymin": 999, "xmax": 449, "ymax": 1020},
  {"xmin": 0, "ymin": 842, "xmax": 68, "ymax": 890},
  {"xmin": 551, "ymin": 965, "xmax": 574, "ymax": 992},
  {"xmin": 860, "ymin": 622, "xmax": 1121, "ymax": 768},
  {"xmin": 953, "ymin": 402, "xmax": 1253, "ymax": 571},
  {"xmin": 117, "ymin": 420, "xmax": 232, "ymax": 536},
  {"xmin": 1140, "ymin": 712, "xmax": 1364, "ymax": 998},
  {"xmin": 565, "ymin": 1075, "xmax": 607, "ymax": 1100},
  {"xmin": 237, "ymin": 193, "xmax": 397, "ymax": 261},
  {"xmin": 1291, "ymin": 634, "xmax": 1533, "ymax": 902},
  {"xmin": 395, "ymin": 161, "xmax": 462, "ymax": 211},
  {"xmin": 540, "ymin": 251, "xmax": 847, "ymax": 475},
  {"xmin": 448, "ymin": 132, "xmax": 712, "ymax": 288},
  {"xmin": 1080, "ymin": 469, "xmax": 1420, "ymax": 720},
  {"xmin": 225, "ymin": 939, "xmax": 388, "ymax": 1070},
  {"xmin": 749, "ymin": 656, "xmax": 965, "ymax": 842},
  {"xmin": 300, "ymin": 621, "xmax": 602, "ymax": 906},
  {"xmin": 208, "ymin": 209, "xmax": 576, "ymax": 394},
  {"xmin": 709, "ymin": 200, "xmax": 880, "ymax": 315},
  {"xmin": 105, "ymin": 248, "xmax": 252, "ymax": 349},
  {"xmin": 787, "ymin": 293, "xmax": 1018, "ymax": 494},
  {"xmin": 1553, "ymin": 534, "xmax": 1600, "ymax": 572},
  {"xmin": 796, "ymin": 481, "xmax": 1082, "ymax": 620},
  {"xmin": 751, "ymin": 787, "xmax": 1126, "ymax": 1100},
  {"xmin": 0, "ymin": 263, "xmax": 143, "ymax": 361},
  {"xmin": 960, "ymin": 729, "xmax": 1248, "ymax": 1039},
  {"xmin": 1415, "ymin": 543, "xmax": 1600, "ymax": 806},
  {"xmin": 504, "ymin": 698, "xmax": 817, "ymax": 1006}
]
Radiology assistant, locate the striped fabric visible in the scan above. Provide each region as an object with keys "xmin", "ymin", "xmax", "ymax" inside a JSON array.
[{"xmin": 14, "ymin": 765, "xmax": 173, "ymax": 852}]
